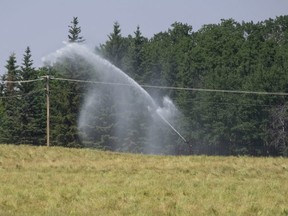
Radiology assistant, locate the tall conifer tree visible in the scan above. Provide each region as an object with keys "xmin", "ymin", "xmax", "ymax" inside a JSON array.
[
  {"xmin": 19, "ymin": 47, "xmax": 45, "ymax": 145},
  {"xmin": 0, "ymin": 54, "xmax": 21, "ymax": 143},
  {"xmin": 100, "ymin": 22, "xmax": 128, "ymax": 68},
  {"xmin": 68, "ymin": 17, "xmax": 85, "ymax": 43}
]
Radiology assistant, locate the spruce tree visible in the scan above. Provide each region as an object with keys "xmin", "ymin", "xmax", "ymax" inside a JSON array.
[
  {"xmin": 19, "ymin": 47, "xmax": 45, "ymax": 145},
  {"xmin": 49, "ymin": 18, "xmax": 87, "ymax": 147},
  {"xmin": 124, "ymin": 26, "xmax": 147, "ymax": 82},
  {"xmin": 100, "ymin": 22, "xmax": 128, "ymax": 68},
  {"xmin": 4, "ymin": 53, "xmax": 20, "ymax": 95},
  {"xmin": 68, "ymin": 17, "xmax": 85, "ymax": 43},
  {"xmin": 0, "ymin": 54, "xmax": 21, "ymax": 144}
]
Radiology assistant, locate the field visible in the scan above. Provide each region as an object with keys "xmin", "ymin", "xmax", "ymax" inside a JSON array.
[{"xmin": 0, "ymin": 145, "xmax": 288, "ymax": 215}]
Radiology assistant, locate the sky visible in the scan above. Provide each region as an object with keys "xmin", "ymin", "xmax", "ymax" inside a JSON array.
[{"xmin": 1, "ymin": 0, "xmax": 288, "ymax": 74}]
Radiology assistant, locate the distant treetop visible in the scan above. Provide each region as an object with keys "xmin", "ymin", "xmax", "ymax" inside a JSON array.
[{"xmin": 68, "ymin": 17, "xmax": 85, "ymax": 43}]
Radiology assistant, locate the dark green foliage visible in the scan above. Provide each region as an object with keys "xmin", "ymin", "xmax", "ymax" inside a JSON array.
[
  {"xmin": 47, "ymin": 17, "xmax": 87, "ymax": 147},
  {"xmin": 78, "ymin": 86, "xmax": 117, "ymax": 150},
  {"xmin": 99, "ymin": 22, "xmax": 129, "ymax": 68},
  {"xmin": 48, "ymin": 64, "xmax": 84, "ymax": 148},
  {"xmin": 19, "ymin": 47, "xmax": 46, "ymax": 145},
  {"xmin": 58, "ymin": 15, "xmax": 288, "ymax": 156},
  {"xmin": 68, "ymin": 17, "xmax": 85, "ymax": 43},
  {"xmin": 0, "ymin": 54, "xmax": 22, "ymax": 143},
  {"xmin": 122, "ymin": 26, "xmax": 148, "ymax": 82},
  {"xmin": 1, "ymin": 16, "xmax": 288, "ymax": 156},
  {"xmin": 0, "ymin": 50, "xmax": 46, "ymax": 145}
]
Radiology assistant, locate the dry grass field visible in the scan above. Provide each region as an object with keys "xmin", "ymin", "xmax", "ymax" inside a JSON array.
[{"xmin": 0, "ymin": 144, "xmax": 288, "ymax": 215}]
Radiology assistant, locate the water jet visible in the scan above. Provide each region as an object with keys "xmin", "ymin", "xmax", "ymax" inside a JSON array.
[{"xmin": 43, "ymin": 43, "xmax": 186, "ymax": 154}]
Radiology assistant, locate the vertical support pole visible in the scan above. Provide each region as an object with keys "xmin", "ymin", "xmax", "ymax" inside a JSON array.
[{"xmin": 46, "ymin": 75, "xmax": 50, "ymax": 147}]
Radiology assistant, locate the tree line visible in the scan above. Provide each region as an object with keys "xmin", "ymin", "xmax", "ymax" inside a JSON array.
[{"xmin": 1, "ymin": 16, "xmax": 288, "ymax": 156}]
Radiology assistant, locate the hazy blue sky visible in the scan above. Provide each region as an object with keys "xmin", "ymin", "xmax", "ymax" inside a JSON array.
[{"xmin": 1, "ymin": 0, "xmax": 288, "ymax": 73}]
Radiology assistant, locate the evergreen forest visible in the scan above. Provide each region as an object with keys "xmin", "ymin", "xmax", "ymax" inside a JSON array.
[{"xmin": 1, "ymin": 16, "xmax": 288, "ymax": 156}]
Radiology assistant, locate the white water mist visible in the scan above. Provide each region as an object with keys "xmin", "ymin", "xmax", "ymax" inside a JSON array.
[{"xmin": 43, "ymin": 43, "xmax": 184, "ymax": 154}]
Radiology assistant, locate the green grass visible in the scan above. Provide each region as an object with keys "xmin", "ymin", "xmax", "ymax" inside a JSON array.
[{"xmin": 0, "ymin": 144, "xmax": 288, "ymax": 215}]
